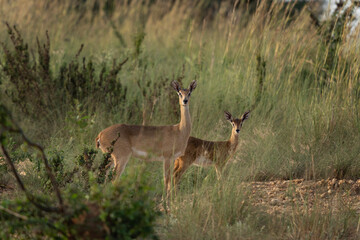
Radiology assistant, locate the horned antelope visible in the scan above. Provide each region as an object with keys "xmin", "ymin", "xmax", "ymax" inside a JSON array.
[
  {"xmin": 173, "ymin": 110, "xmax": 250, "ymax": 185},
  {"xmin": 95, "ymin": 80, "xmax": 197, "ymax": 195}
]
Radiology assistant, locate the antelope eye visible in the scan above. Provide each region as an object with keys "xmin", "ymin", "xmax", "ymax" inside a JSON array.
[
  {"xmin": 188, "ymin": 92, "xmax": 191, "ymax": 97},
  {"xmin": 178, "ymin": 93, "xmax": 182, "ymax": 97}
]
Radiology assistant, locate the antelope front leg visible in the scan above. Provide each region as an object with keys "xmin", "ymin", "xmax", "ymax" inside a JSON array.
[
  {"xmin": 112, "ymin": 149, "xmax": 131, "ymax": 182},
  {"xmin": 163, "ymin": 158, "xmax": 171, "ymax": 196},
  {"xmin": 173, "ymin": 157, "xmax": 191, "ymax": 187}
]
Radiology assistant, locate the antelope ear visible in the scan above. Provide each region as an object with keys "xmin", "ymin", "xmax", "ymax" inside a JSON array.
[
  {"xmin": 189, "ymin": 80, "xmax": 197, "ymax": 92},
  {"xmin": 241, "ymin": 111, "xmax": 250, "ymax": 121},
  {"xmin": 171, "ymin": 81, "xmax": 181, "ymax": 92},
  {"xmin": 224, "ymin": 111, "xmax": 233, "ymax": 122}
]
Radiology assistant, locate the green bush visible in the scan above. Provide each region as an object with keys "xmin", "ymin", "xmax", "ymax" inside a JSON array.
[
  {"xmin": 1, "ymin": 23, "xmax": 128, "ymax": 122},
  {"xmin": 0, "ymin": 105, "xmax": 158, "ymax": 239},
  {"xmin": 0, "ymin": 176, "xmax": 159, "ymax": 239}
]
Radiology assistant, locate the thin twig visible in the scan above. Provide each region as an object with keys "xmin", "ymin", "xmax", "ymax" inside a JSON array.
[
  {"xmin": 118, "ymin": 57, "xmax": 128, "ymax": 68},
  {"xmin": 75, "ymin": 44, "xmax": 84, "ymax": 58},
  {"xmin": 0, "ymin": 205, "xmax": 28, "ymax": 220}
]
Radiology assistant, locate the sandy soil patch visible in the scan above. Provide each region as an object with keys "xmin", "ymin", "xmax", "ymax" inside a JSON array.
[{"xmin": 244, "ymin": 178, "xmax": 360, "ymax": 214}]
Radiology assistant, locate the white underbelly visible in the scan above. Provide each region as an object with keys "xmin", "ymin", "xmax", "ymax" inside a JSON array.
[
  {"xmin": 132, "ymin": 147, "xmax": 149, "ymax": 158},
  {"xmin": 193, "ymin": 155, "xmax": 213, "ymax": 166},
  {"xmin": 131, "ymin": 148, "xmax": 181, "ymax": 162}
]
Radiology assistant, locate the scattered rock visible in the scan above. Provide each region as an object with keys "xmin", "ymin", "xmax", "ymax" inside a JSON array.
[
  {"xmin": 246, "ymin": 179, "xmax": 360, "ymax": 215},
  {"xmin": 270, "ymin": 198, "xmax": 280, "ymax": 206}
]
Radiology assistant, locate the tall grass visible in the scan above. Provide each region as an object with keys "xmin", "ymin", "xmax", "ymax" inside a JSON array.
[
  {"xmin": 161, "ymin": 173, "xmax": 360, "ymax": 239},
  {"xmin": 1, "ymin": 0, "xmax": 360, "ymax": 239}
]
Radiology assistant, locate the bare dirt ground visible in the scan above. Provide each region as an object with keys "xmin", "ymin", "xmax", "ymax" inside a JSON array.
[{"xmin": 244, "ymin": 178, "xmax": 360, "ymax": 215}]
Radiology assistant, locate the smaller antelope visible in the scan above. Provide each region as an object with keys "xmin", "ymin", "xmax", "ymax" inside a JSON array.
[{"xmin": 173, "ymin": 110, "xmax": 250, "ymax": 185}]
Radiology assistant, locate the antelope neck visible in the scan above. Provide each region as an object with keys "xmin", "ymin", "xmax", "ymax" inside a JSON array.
[
  {"xmin": 228, "ymin": 131, "xmax": 239, "ymax": 151},
  {"xmin": 179, "ymin": 105, "xmax": 191, "ymax": 132}
]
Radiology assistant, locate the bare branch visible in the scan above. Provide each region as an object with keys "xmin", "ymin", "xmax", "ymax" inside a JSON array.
[
  {"xmin": 0, "ymin": 205, "xmax": 28, "ymax": 221},
  {"xmin": 0, "ymin": 142, "xmax": 60, "ymax": 212},
  {"xmin": 0, "ymin": 109, "xmax": 64, "ymax": 212},
  {"xmin": 0, "ymin": 141, "xmax": 26, "ymax": 192}
]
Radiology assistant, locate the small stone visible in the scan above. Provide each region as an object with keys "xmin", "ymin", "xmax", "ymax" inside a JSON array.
[
  {"xmin": 270, "ymin": 198, "xmax": 280, "ymax": 206},
  {"xmin": 328, "ymin": 189, "xmax": 332, "ymax": 194},
  {"xmin": 330, "ymin": 178, "xmax": 337, "ymax": 185}
]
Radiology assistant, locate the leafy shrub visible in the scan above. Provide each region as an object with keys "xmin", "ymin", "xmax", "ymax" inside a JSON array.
[
  {"xmin": 33, "ymin": 146, "xmax": 114, "ymax": 191},
  {"xmin": 1, "ymin": 23, "xmax": 128, "ymax": 121},
  {"xmin": 74, "ymin": 147, "xmax": 114, "ymax": 187},
  {"xmin": 0, "ymin": 176, "xmax": 158, "ymax": 240},
  {"xmin": 34, "ymin": 150, "xmax": 76, "ymax": 190},
  {"xmin": 0, "ymin": 105, "xmax": 158, "ymax": 239}
]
